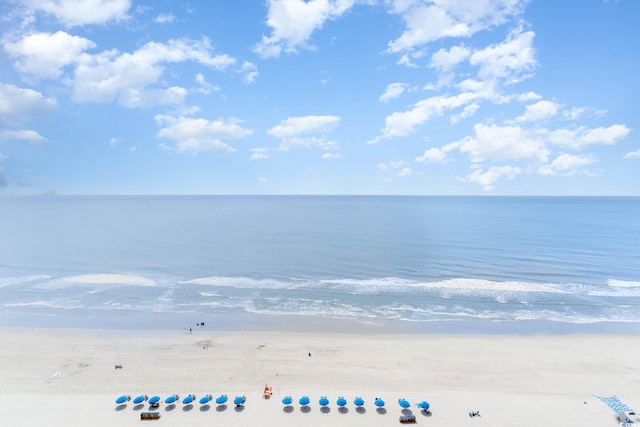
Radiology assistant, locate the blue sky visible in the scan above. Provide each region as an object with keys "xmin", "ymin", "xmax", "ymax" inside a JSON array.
[{"xmin": 0, "ymin": 0, "xmax": 638, "ymax": 195}]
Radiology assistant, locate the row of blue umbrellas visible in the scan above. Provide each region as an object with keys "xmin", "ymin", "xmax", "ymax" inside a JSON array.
[
  {"xmin": 115, "ymin": 394, "xmax": 242, "ymax": 406},
  {"xmin": 280, "ymin": 396, "xmax": 429, "ymax": 410}
]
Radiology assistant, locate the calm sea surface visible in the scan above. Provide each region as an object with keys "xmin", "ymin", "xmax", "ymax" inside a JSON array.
[{"xmin": 1, "ymin": 196, "xmax": 639, "ymax": 333}]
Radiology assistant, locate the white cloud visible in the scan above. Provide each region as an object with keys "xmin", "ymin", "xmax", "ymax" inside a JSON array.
[
  {"xmin": 377, "ymin": 160, "xmax": 413, "ymax": 177},
  {"xmin": 0, "ymin": 129, "xmax": 48, "ymax": 144},
  {"xmin": 155, "ymin": 115, "xmax": 253, "ymax": 153},
  {"xmin": 21, "ymin": 0, "xmax": 131, "ymax": 27},
  {"xmin": 371, "ymin": 92, "xmax": 478, "ymax": 141},
  {"xmin": 469, "ymin": 27, "xmax": 536, "ymax": 82},
  {"xmin": 194, "ymin": 73, "xmax": 220, "ymax": 94},
  {"xmin": 73, "ymin": 38, "xmax": 236, "ymax": 107},
  {"xmin": 547, "ymin": 124, "xmax": 630, "ymax": 149},
  {"xmin": 430, "ymin": 45, "xmax": 471, "ymax": 71},
  {"xmin": 4, "ymin": 31, "xmax": 95, "ymax": 80},
  {"xmin": 154, "ymin": 13, "xmax": 175, "ymax": 24},
  {"xmin": 624, "ymin": 149, "xmax": 640, "ymax": 159},
  {"xmin": 538, "ymin": 153, "xmax": 597, "ymax": 176},
  {"xmin": 415, "ymin": 147, "xmax": 449, "ymax": 163},
  {"xmin": 517, "ymin": 91, "xmax": 542, "ymax": 102},
  {"xmin": 268, "ymin": 115, "xmax": 340, "ymax": 138},
  {"xmin": 562, "ymin": 107, "xmax": 586, "ymax": 120},
  {"xmin": 250, "ymin": 148, "xmax": 272, "ymax": 160},
  {"xmin": 457, "ymin": 123, "xmax": 549, "ymax": 163},
  {"xmin": 254, "ymin": 0, "xmax": 355, "ymax": 58},
  {"xmin": 322, "ymin": 152, "xmax": 341, "ymax": 159},
  {"xmin": 462, "ymin": 165, "xmax": 521, "ymax": 191},
  {"xmin": 387, "ymin": 0, "xmax": 526, "ymax": 53},
  {"xmin": 379, "ymin": 83, "xmax": 407, "ymax": 102},
  {"xmin": 517, "ymin": 100, "xmax": 560, "ymax": 122},
  {"xmin": 240, "ymin": 61, "xmax": 258, "ymax": 84},
  {"xmin": 451, "ymin": 103, "xmax": 479, "ymax": 123},
  {"xmin": 0, "ymin": 83, "xmax": 57, "ymax": 126}
]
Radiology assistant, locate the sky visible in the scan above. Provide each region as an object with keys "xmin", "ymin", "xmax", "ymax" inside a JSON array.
[{"xmin": 0, "ymin": 0, "xmax": 638, "ymax": 196}]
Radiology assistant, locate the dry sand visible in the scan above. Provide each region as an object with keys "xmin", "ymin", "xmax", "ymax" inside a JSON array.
[{"xmin": 0, "ymin": 327, "xmax": 638, "ymax": 426}]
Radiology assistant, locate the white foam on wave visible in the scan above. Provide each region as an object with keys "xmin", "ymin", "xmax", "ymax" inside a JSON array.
[
  {"xmin": 2, "ymin": 300, "xmax": 84, "ymax": 310},
  {"xmin": 184, "ymin": 276, "xmax": 307, "ymax": 290},
  {"xmin": 607, "ymin": 279, "xmax": 640, "ymax": 288},
  {"xmin": 63, "ymin": 274, "xmax": 156, "ymax": 286},
  {"xmin": 0, "ymin": 275, "xmax": 52, "ymax": 288}
]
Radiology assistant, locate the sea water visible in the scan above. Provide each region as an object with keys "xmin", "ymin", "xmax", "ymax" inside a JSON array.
[{"xmin": 0, "ymin": 195, "xmax": 639, "ymax": 334}]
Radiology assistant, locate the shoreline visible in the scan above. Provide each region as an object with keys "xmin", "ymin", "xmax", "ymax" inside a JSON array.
[
  {"xmin": 1, "ymin": 327, "xmax": 639, "ymax": 426},
  {"xmin": 2, "ymin": 311, "xmax": 640, "ymax": 336}
]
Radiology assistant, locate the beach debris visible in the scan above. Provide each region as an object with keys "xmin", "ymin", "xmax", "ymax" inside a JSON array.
[
  {"xmin": 469, "ymin": 410, "xmax": 481, "ymax": 417},
  {"xmin": 399, "ymin": 414, "xmax": 417, "ymax": 423},
  {"xmin": 140, "ymin": 412, "xmax": 160, "ymax": 420},
  {"xmin": 114, "ymin": 364, "xmax": 123, "ymax": 369}
]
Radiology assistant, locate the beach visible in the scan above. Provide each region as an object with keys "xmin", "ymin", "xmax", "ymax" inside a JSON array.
[{"xmin": 0, "ymin": 327, "xmax": 637, "ymax": 426}]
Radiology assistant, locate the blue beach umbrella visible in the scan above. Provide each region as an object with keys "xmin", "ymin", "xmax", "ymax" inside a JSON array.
[
  {"xmin": 374, "ymin": 398, "xmax": 385, "ymax": 407},
  {"xmin": 148, "ymin": 396, "xmax": 161, "ymax": 405},
  {"xmin": 164, "ymin": 394, "xmax": 179, "ymax": 404},
  {"xmin": 199, "ymin": 395, "xmax": 212, "ymax": 405},
  {"xmin": 354, "ymin": 397, "xmax": 365, "ymax": 407},
  {"xmin": 282, "ymin": 396, "xmax": 293, "ymax": 405},
  {"xmin": 215, "ymin": 395, "xmax": 228, "ymax": 405},
  {"xmin": 398, "ymin": 398, "xmax": 410, "ymax": 408},
  {"xmin": 336, "ymin": 397, "xmax": 347, "ymax": 407},
  {"xmin": 319, "ymin": 396, "xmax": 330, "ymax": 406},
  {"xmin": 299, "ymin": 396, "xmax": 310, "ymax": 406},
  {"xmin": 417, "ymin": 400, "xmax": 430, "ymax": 410},
  {"xmin": 233, "ymin": 395, "xmax": 246, "ymax": 406},
  {"xmin": 133, "ymin": 395, "xmax": 147, "ymax": 404},
  {"xmin": 115, "ymin": 395, "xmax": 130, "ymax": 404},
  {"xmin": 182, "ymin": 394, "xmax": 196, "ymax": 404}
]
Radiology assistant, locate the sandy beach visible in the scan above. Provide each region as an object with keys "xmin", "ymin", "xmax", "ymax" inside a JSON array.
[{"xmin": 0, "ymin": 327, "xmax": 638, "ymax": 426}]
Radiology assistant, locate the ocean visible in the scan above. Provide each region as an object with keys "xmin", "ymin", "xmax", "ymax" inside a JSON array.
[{"xmin": 1, "ymin": 195, "xmax": 639, "ymax": 334}]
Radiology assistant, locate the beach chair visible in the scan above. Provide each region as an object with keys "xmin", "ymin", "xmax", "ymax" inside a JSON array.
[
  {"xmin": 399, "ymin": 414, "xmax": 417, "ymax": 423},
  {"xmin": 140, "ymin": 412, "xmax": 161, "ymax": 420}
]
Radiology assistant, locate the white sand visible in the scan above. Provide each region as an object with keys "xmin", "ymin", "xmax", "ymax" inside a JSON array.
[{"xmin": 0, "ymin": 327, "xmax": 638, "ymax": 426}]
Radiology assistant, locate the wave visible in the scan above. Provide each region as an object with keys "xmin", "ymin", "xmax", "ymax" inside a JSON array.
[
  {"xmin": 607, "ymin": 279, "xmax": 640, "ymax": 288},
  {"xmin": 0, "ymin": 275, "xmax": 52, "ymax": 288},
  {"xmin": 63, "ymin": 274, "xmax": 157, "ymax": 286}
]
